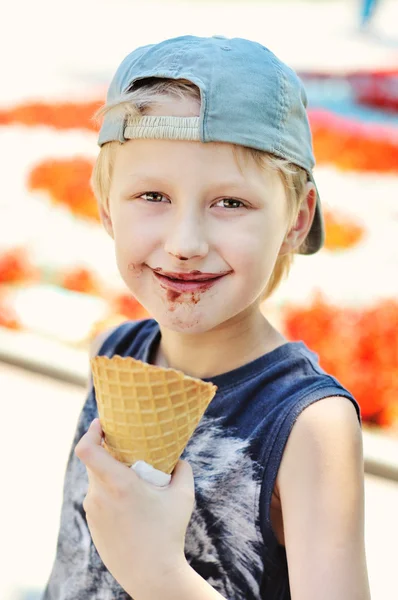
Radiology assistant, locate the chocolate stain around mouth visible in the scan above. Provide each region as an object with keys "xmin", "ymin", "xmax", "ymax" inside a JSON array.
[
  {"xmin": 166, "ymin": 289, "xmax": 201, "ymax": 304},
  {"xmin": 128, "ymin": 263, "xmax": 143, "ymax": 277}
]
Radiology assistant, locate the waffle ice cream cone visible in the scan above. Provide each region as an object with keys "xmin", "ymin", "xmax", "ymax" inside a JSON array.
[{"xmin": 90, "ymin": 355, "xmax": 217, "ymax": 474}]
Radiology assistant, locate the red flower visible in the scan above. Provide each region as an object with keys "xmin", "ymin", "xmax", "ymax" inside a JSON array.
[
  {"xmin": 0, "ymin": 248, "xmax": 39, "ymax": 284},
  {"xmin": 283, "ymin": 295, "xmax": 398, "ymax": 427}
]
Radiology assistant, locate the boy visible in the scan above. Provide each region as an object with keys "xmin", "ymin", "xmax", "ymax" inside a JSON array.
[{"xmin": 43, "ymin": 36, "xmax": 371, "ymax": 599}]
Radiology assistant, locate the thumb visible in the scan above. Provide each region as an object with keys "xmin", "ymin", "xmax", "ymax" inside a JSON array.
[
  {"xmin": 74, "ymin": 418, "xmax": 103, "ymax": 462},
  {"xmin": 87, "ymin": 417, "xmax": 103, "ymax": 441},
  {"xmin": 81, "ymin": 417, "xmax": 103, "ymax": 447},
  {"xmin": 75, "ymin": 418, "xmax": 122, "ymax": 479},
  {"xmin": 170, "ymin": 459, "xmax": 194, "ymax": 493}
]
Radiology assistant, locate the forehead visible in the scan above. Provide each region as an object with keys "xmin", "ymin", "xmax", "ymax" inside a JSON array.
[{"xmin": 113, "ymin": 137, "xmax": 271, "ymax": 185}]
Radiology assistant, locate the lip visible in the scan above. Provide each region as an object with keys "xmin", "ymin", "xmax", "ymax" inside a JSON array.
[
  {"xmin": 152, "ymin": 268, "xmax": 229, "ymax": 281},
  {"xmin": 152, "ymin": 270, "xmax": 227, "ymax": 292}
]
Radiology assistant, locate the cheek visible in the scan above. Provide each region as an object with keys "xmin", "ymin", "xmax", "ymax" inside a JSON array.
[
  {"xmin": 224, "ymin": 217, "xmax": 284, "ymax": 275},
  {"xmin": 112, "ymin": 210, "xmax": 155, "ymax": 264}
]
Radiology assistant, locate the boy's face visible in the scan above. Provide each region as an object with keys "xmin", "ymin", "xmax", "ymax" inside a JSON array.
[{"xmin": 103, "ymin": 98, "xmax": 293, "ymax": 334}]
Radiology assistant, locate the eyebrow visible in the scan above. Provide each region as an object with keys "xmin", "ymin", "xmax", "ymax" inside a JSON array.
[{"xmin": 124, "ymin": 173, "xmax": 161, "ymax": 183}]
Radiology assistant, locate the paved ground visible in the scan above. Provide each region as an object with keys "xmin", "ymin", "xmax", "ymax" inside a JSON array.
[{"xmin": 1, "ymin": 361, "xmax": 397, "ymax": 600}]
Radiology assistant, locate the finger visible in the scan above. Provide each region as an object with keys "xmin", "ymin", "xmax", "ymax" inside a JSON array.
[
  {"xmin": 87, "ymin": 418, "xmax": 103, "ymax": 443},
  {"xmin": 170, "ymin": 459, "xmax": 194, "ymax": 492},
  {"xmin": 75, "ymin": 419, "xmax": 128, "ymax": 481}
]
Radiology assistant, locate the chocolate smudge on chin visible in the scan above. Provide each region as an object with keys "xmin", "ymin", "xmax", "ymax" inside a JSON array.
[{"xmin": 166, "ymin": 290, "xmax": 201, "ymax": 304}]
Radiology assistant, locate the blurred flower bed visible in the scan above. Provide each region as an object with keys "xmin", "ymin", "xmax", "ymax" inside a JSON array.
[
  {"xmin": 27, "ymin": 158, "xmax": 100, "ymax": 222},
  {"xmin": 0, "ymin": 70, "xmax": 397, "ymax": 430},
  {"xmin": 349, "ymin": 69, "xmax": 398, "ymax": 112},
  {"xmin": 284, "ymin": 294, "xmax": 398, "ymax": 429},
  {"xmin": 1, "ymin": 98, "xmax": 397, "ymax": 172},
  {"xmin": 0, "ymin": 247, "xmax": 149, "ymax": 340},
  {"xmin": 301, "ymin": 69, "xmax": 398, "ymax": 113},
  {"xmin": 310, "ymin": 110, "xmax": 398, "ymax": 172},
  {"xmin": 0, "ymin": 100, "xmax": 101, "ymax": 131}
]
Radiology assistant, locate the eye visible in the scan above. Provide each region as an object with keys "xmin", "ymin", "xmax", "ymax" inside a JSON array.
[
  {"xmin": 139, "ymin": 192, "xmax": 169, "ymax": 203},
  {"xmin": 214, "ymin": 198, "xmax": 246, "ymax": 209}
]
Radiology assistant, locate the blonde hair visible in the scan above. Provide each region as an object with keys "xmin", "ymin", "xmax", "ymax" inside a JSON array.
[{"xmin": 91, "ymin": 79, "xmax": 309, "ymax": 302}]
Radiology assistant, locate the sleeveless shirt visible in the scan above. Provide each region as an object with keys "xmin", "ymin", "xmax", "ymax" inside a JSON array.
[{"xmin": 43, "ymin": 318, "xmax": 361, "ymax": 600}]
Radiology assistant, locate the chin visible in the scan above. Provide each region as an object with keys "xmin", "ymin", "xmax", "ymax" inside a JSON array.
[
  {"xmin": 159, "ymin": 313, "xmax": 207, "ymax": 333},
  {"xmin": 155, "ymin": 306, "xmax": 219, "ymax": 334}
]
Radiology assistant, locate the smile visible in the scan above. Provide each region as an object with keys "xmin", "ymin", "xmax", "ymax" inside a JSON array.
[{"xmin": 152, "ymin": 271, "xmax": 226, "ymax": 292}]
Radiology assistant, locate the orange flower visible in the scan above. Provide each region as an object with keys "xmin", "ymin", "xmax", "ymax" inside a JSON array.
[
  {"xmin": 323, "ymin": 209, "xmax": 366, "ymax": 251},
  {"xmin": 61, "ymin": 268, "xmax": 101, "ymax": 295},
  {"xmin": 27, "ymin": 158, "xmax": 99, "ymax": 221},
  {"xmin": 0, "ymin": 100, "xmax": 103, "ymax": 131},
  {"xmin": 3, "ymin": 97, "xmax": 396, "ymax": 173},
  {"xmin": 309, "ymin": 109, "xmax": 398, "ymax": 172},
  {"xmin": 0, "ymin": 248, "xmax": 40, "ymax": 284},
  {"xmin": 283, "ymin": 294, "xmax": 398, "ymax": 427}
]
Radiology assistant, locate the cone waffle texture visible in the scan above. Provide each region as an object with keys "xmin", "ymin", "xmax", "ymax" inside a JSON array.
[{"xmin": 91, "ymin": 355, "xmax": 217, "ymax": 474}]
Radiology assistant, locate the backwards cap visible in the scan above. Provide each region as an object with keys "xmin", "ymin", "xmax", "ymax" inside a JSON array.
[{"xmin": 98, "ymin": 35, "xmax": 324, "ymax": 254}]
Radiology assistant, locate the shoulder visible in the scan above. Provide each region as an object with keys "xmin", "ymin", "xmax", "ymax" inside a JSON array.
[
  {"xmin": 276, "ymin": 396, "xmax": 362, "ymax": 496},
  {"xmin": 294, "ymin": 395, "xmax": 361, "ymax": 443},
  {"xmin": 288, "ymin": 394, "xmax": 360, "ymax": 440}
]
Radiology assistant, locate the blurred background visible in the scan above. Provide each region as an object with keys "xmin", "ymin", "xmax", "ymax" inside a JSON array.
[{"xmin": 0, "ymin": 0, "xmax": 397, "ymax": 598}]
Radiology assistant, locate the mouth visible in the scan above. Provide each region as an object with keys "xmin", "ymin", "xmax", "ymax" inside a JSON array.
[
  {"xmin": 152, "ymin": 269, "xmax": 229, "ymax": 293},
  {"xmin": 152, "ymin": 268, "xmax": 229, "ymax": 281}
]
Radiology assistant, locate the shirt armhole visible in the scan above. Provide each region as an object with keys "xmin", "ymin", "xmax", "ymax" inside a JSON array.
[{"xmin": 258, "ymin": 386, "xmax": 361, "ymax": 551}]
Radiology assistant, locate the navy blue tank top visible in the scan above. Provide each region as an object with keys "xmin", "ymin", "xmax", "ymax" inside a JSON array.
[{"xmin": 43, "ymin": 318, "xmax": 361, "ymax": 600}]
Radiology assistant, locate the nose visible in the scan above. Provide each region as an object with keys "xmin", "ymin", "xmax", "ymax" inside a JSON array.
[{"xmin": 164, "ymin": 212, "xmax": 209, "ymax": 260}]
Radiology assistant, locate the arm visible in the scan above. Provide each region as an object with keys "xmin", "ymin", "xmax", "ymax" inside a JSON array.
[
  {"xmin": 82, "ymin": 330, "xmax": 226, "ymax": 598},
  {"xmin": 277, "ymin": 396, "xmax": 371, "ymax": 600},
  {"xmin": 76, "ymin": 420, "xmax": 227, "ymax": 600},
  {"xmin": 133, "ymin": 563, "xmax": 227, "ymax": 600}
]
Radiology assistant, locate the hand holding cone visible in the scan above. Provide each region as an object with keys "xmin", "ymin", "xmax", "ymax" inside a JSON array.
[{"xmin": 90, "ymin": 355, "xmax": 217, "ymax": 474}]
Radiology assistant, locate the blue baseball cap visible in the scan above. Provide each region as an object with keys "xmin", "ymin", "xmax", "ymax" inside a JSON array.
[{"xmin": 98, "ymin": 35, "xmax": 324, "ymax": 254}]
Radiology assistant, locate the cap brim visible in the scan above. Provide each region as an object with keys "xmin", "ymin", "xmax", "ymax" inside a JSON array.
[{"xmin": 299, "ymin": 174, "xmax": 324, "ymax": 255}]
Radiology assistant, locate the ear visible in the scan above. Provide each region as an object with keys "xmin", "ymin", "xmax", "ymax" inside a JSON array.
[
  {"xmin": 279, "ymin": 183, "xmax": 317, "ymax": 255},
  {"xmin": 98, "ymin": 200, "xmax": 114, "ymax": 239}
]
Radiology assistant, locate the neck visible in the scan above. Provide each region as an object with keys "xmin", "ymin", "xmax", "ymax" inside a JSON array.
[{"xmin": 151, "ymin": 307, "xmax": 286, "ymax": 379}]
